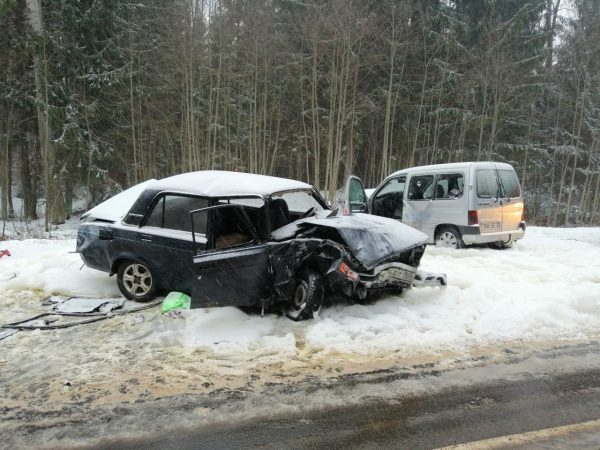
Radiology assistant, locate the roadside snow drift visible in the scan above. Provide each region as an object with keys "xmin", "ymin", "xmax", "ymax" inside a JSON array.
[{"xmin": 1, "ymin": 227, "xmax": 600, "ymax": 357}]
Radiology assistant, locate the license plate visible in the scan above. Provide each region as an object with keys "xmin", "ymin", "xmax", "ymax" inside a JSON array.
[
  {"xmin": 379, "ymin": 267, "xmax": 415, "ymax": 284},
  {"xmin": 480, "ymin": 221, "xmax": 500, "ymax": 232}
]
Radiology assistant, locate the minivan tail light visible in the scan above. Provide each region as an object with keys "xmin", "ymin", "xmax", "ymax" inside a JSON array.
[{"xmin": 468, "ymin": 210, "xmax": 478, "ymax": 226}]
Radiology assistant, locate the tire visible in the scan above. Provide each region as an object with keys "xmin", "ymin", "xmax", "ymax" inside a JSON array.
[
  {"xmin": 117, "ymin": 260, "xmax": 159, "ymax": 302},
  {"xmin": 286, "ymin": 269, "xmax": 324, "ymax": 321},
  {"xmin": 435, "ymin": 226, "xmax": 464, "ymax": 249}
]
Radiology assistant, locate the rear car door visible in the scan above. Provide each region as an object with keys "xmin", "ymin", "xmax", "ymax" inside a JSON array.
[
  {"xmin": 136, "ymin": 194, "xmax": 209, "ymax": 293},
  {"xmin": 475, "ymin": 168, "xmax": 503, "ymax": 234},
  {"xmin": 190, "ymin": 204, "xmax": 271, "ymax": 308},
  {"xmin": 497, "ymin": 168, "xmax": 524, "ymax": 232}
]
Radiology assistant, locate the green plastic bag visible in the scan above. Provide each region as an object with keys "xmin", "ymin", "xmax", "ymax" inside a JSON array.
[{"xmin": 161, "ymin": 291, "xmax": 191, "ymax": 313}]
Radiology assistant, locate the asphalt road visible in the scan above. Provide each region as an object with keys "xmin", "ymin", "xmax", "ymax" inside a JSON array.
[{"xmin": 82, "ymin": 343, "xmax": 600, "ymax": 450}]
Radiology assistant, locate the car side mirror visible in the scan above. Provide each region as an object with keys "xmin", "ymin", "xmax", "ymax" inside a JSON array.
[{"xmin": 349, "ymin": 202, "xmax": 367, "ymax": 213}]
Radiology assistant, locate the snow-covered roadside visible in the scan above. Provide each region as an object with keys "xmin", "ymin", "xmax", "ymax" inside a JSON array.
[
  {"xmin": 1, "ymin": 227, "xmax": 600, "ymax": 357},
  {"xmin": 2, "ymin": 226, "xmax": 600, "ymax": 448}
]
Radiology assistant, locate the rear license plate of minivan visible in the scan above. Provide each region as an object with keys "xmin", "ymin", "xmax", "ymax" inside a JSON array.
[{"xmin": 480, "ymin": 221, "xmax": 500, "ymax": 232}]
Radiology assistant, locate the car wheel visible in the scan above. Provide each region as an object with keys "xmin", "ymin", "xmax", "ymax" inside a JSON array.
[
  {"xmin": 117, "ymin": 260, "xmax": 158, "ymax": 302},
  {"xmin": 435, "ymin": 226, "xmax": 464, "ymax": 249},
  {"xmin": 286, "ymin": 269, "xmax": 324, "ymax": 321}
]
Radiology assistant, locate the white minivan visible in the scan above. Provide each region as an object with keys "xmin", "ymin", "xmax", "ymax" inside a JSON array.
[{"xmin": 342, "ymin": 162, "xmax": 526, "ymax": 248}]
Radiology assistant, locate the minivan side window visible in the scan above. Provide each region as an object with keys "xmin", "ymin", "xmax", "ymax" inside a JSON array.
[
  {"xmin": 434, "ymin": 173, "xmax": 464, "ymax": 199},
  {"xmin": 407, "ymin": 175, "xmax": 434, "ymax": 200},
  {"xmin": 498, "ymin": 169, "xmax": 521, "ymax": 198},
  {"xmin": 145, "ymin": 195, "xmax": 209, "ymax": 233},
  {"xmin": 476, "ymin": 170, "xmax": 499, "ymax": 198}
]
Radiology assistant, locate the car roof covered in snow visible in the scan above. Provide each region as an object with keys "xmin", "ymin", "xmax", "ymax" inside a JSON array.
[
  {"xmin": 384, "ymin": 161, "xmax": 516, "ymax": 181},
  {"xmin": 82, "ymin": 171, "xmax": 314, "ymax": 222},
  {"xmin": 152, "ymin": 171, "xmax": 313, "ymax": 197}
]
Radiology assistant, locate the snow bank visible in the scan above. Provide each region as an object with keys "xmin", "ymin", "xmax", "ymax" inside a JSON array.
[{"xmin": 1, "ymin": 227, "xmax": 600, "ymax": 357}]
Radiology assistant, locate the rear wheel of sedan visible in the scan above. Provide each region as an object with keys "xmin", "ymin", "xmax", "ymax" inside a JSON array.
[
  {"xmin": 286, "ymin": 270, "xmax": 324, "ymax": 321},
  {"xmin": 117, "ymin": 260, "xmax": 158, "ymax": 302},
  {"xmin": 435, "ymin": 226, "xmax": 464, "ymax": 249}
]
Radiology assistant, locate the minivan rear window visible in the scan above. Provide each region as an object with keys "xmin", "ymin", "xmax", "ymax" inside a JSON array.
[
  {"xmin": 476, "ymin": 170, "xmax": 498, "ymax": 198},
  {"xmin": 498, "ymin": 169, "xmax": 521, "ymax": 198}
]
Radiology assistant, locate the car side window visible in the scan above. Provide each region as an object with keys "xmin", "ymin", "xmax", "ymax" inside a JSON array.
[
  {"xmin": 212, "ymin": 206, "xmax": 255, "ymax": 249},
  {"xmin": 145, "ymin": 195, "xmax": 209, "ymax": 234},
  {"xmin": 407, "ymin": 175, "xmax": 434, "ymax": 201},
  {"xmin": 217, "ymin": 197, "xmax": 267, "ymax": 239},
  {"xmin": 372, "ymin": 177, "xmax": 405, "ymax": 218},
  {"xmin": 434, "ymin": 173, "xmax": 464, "ymax": 200},
  {"xmin": 349, "ymin": 178, "xmax": 367, "ymax": 204},
  {"xmin": 498, "ymin": 169, "xmax": 520, "ymax": 198},
  {"xmin": 476, "ymin": 170, "xmax": 499, "ymax": 198}
]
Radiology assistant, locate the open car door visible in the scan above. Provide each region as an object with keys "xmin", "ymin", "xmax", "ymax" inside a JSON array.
[
  {"xmin": 340, "ymin": 175, "xmax": 368, "ymax": 215},
  {"xmin": 190, "ymin": 204, "xmax": 271, "ymax": 308}
]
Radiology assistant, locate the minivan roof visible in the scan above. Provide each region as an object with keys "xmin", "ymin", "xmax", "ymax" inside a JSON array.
[{"xmin": 384, "ymin": 161, "xmax": 515, "ymax": 181}]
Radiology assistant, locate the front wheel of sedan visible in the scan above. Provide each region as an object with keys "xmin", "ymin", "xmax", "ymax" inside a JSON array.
[
  {"xmin": 117, "ymin": 260, "xmax": 158, "ymax": 302},
  {"xmin": 286, "ymin": 270, "xmax": 324, "ymax": 321}
]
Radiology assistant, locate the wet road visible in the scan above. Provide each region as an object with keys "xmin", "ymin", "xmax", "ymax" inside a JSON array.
[{"xmin": 85, "ymin": 345, "xmax": 600, "ymax": 450}]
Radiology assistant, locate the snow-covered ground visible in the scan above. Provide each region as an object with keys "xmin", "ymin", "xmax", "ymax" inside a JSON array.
[
  {"xmin": 2, "ymin": 226, "xmax": 600, "ymax": 447},
  {"xmin": 2, "ymin": 227, "xmax": 600, "ymax": 357}
]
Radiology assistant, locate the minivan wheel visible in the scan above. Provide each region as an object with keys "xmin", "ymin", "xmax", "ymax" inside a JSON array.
[
  {"xmin": 117, "ymin": 260, "xmax": 158, "ymax": 302},
  {"xmin": 435, "ymin": 226, "xmax": 464, "ymax": 249},
  {"xmin": 286, "ymin": 270, "xmax": 324, "ymax": 321}
]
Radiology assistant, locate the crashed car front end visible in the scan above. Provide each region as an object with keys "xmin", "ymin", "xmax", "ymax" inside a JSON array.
[
  {"xmin": 328, "ymin": 257, "xmax": 446, "ymax": 300},
  {"xmin": 270, "ymin": 213, "xmax": 446, "ymax": 304}
]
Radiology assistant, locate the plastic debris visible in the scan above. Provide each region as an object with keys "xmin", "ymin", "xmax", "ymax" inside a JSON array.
[
  {"xmin": 161, "ymin": 292, "xmax": 191, "ymax": 314},
  {"xmin": 166, "ymin": 310, "xmax": 185, "ymax": 319}
]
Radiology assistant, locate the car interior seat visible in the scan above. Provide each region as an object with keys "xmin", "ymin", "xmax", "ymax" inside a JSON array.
[
  {"xmin": 436, "ymin": 184, "xmax": 445, "ymax": 199},
  {"xmin": 269, "ymin": 198, "xmax": 291, "ymax": 231}
]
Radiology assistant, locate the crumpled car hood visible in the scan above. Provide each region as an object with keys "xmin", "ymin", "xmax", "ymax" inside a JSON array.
[{"xmin": 272, "ymin": 213, "xmax": 428, "ymax": 269}]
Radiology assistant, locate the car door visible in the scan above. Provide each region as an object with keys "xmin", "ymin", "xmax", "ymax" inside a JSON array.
[
  {"xmin": 403, "ymin": 174, "xmax": 436, "ymax": 239},
  {"xmin": 190, "ymin": 204, "xmax": 271, "ymax": 308},
  {"xmin": 496, "ymin": 167, "xmax": 524, "ymax": 232},
  {"xmin": 340, "ymin": 175, "xmax": 368, "ymax": 215},
  {"xmin": 369, "ymin": 176, "xmax": 406, "ymax": 220},
  {"xmin": 135, "ymin": 194, "xmax": 209, "ymax": 294},
  {"xmin": 474, "ymin": 168, "xmax": 503, "ymax": 234}
]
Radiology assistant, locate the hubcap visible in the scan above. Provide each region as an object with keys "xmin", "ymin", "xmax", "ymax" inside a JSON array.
[
  {"xmin": 123, "ymin": 264, "xmax": 152, "ymax": 297},
  {"xmin": 437, "ymin": 231, "xmax": 458, "ymax": 248},
  {"xmin": 294, "ymin": 280, "xmax": 309, "ymax": 308}
]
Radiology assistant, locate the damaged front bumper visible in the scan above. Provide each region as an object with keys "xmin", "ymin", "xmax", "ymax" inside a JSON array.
[{"xmin": 327, "ymin": 259, "xmax": 447, "ymax": 299}]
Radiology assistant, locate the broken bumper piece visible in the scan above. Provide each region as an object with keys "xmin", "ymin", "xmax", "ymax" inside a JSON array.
[{"xmin": 412, "ymin": 270, "xmax": 447, "ymax": 287}]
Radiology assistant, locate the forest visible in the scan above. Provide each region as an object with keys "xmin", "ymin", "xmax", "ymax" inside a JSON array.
[{"xmin": 0, "ymin": 0, "xmax": 599, "ymax": 230}]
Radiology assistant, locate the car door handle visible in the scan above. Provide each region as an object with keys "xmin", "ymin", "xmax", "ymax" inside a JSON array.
[{"xmin": 140, "ymin": 234, "xmax": 153, "ymax": 242}]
